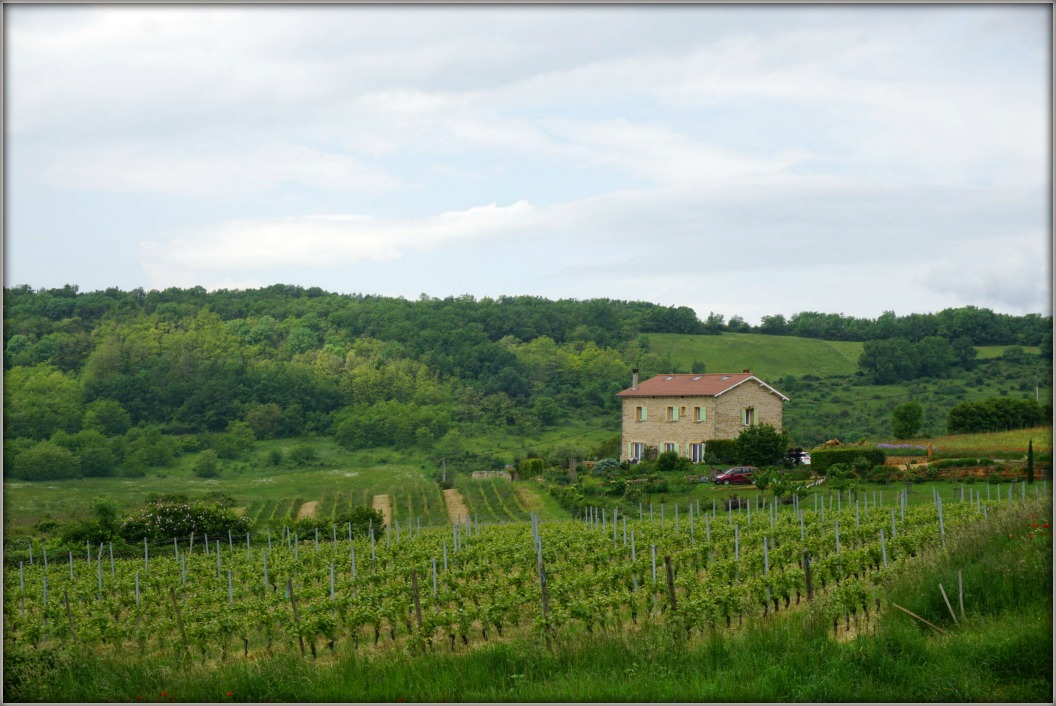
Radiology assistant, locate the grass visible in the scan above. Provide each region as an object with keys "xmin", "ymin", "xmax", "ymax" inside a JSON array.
[
  {"xmin": 649, "ymin": 332, "xmax": 1041, "ymax": 377},
  {"xmin": 7, "ymin": 498, "xmax": 1050, "ymax": 702},
  {"xmin": 646, "ymin": 331, "xmax": 864, "ymax": 379},
  {"xmin": 924, "ymin": 426, "xmax": 1052, "ymax": 453}
]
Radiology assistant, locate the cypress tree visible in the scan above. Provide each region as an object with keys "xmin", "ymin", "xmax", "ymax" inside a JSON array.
[{"xmin": 1026, "ymin": 438, "xmax": 1034, "ymax": 484}]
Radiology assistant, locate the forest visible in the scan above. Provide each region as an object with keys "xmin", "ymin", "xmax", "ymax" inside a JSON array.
[{"xmin": 3, "ymin": 284, "xmax": 1052, "ymax": 482}]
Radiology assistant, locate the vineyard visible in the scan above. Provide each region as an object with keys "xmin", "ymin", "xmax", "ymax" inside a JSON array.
[{"xmin": 6, "ymin": 482, "xmax": 1045, "ymax": 669}]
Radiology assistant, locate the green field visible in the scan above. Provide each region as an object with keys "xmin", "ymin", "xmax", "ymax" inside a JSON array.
[
  {"xmin": 646, "ymin": 332, "xmax": 864, "ymax": 379},
  {"xmin": 648, "ymin": 332, "xmax": 1042, "ymax": 379}
]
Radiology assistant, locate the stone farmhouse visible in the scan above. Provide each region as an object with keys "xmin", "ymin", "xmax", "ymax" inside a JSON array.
[{"xmin": 616, "ymin": 368, "xmax": 789, "ymax": 463}]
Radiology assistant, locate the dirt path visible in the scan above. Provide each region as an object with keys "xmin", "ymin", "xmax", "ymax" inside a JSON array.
[
  {"xmin": 372, "ymin": 494, "xmax": 393, "ymax": 526},
  {"xmin": 443, "ymin": 488, "xmax": 470, "ymax": 525},
  {"xmin": 295, "ymin": 500, "xmax": 319, "ymax": 520}
]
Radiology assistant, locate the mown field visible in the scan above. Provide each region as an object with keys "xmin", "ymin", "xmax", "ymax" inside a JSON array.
[{"xmin": 646, "ymin": 331, "xmax": 1040, "ymax": 376}]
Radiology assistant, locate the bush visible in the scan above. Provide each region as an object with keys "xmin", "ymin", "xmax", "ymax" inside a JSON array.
[
  {"xmin": 810, "ymin": 447, "xmax": 886, "ymax": 474},
  {"xmin": 193, "ymin": 449, "xmax": 220, "ymax": 478},
  {"xmin": 734, "ymin": 424, "xmax": 791, "ymax": 467},
  {"xmin": 703, "ymin": 439, "xmax": 738, "ymax": 464},
  {"xmin": 592, "ymin": 457, "xmax": 622, "ymax": 478},
  {"xmin": 518, "ymin": 458, "xmax": 545, "ymax": 476},
  {"xmin": 288, "ymin": 444, "xmax": 317, "ymax": 465},
  {"xmin": 12, "ymin": 441, "xmax": 80, "ymax": 481},
  {"xmin": 288, "ymin": 506, "xmax": 384, "ymax": 538},
  {"xmin": 120, "ymin": 500, "xmax": 250, "ymax": 543},
  {"xmin": 655, "ymin": 450, "xmax": 689, "ymax": 472}
]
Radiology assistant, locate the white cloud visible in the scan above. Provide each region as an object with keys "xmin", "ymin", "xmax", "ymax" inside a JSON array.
[
  {"xmin": 43, "ymin": 141, "xmax": 402, "ymax": 198},
  {"xmin": 140, "ymin": 200, "xmax": 539, "ymax": 284},
  {"xmin": 922, "ymin": 230, "xmax": 1052, "ymax": 315}
]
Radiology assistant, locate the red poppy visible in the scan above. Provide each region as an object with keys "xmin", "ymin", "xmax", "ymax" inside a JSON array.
[
  {"xmin": 1033, "ymin": 523, "xmax": 1038, "ymax": 528},
  {"xmin": 162, "ymin": 692, "xmax": 167, "ymax": 697},
  {"xmin": 228, "ymin": 692, "xmax": 233, "ymax": 697}
]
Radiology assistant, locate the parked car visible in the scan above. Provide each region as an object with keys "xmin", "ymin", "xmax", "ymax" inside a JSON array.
[
  {"xmin": 801, "ymin": 452, "xmax": 811, "ymax": 466},
  {"xmin": 713, "ymin": 466, "xmax": 757, "ymax": 485}
]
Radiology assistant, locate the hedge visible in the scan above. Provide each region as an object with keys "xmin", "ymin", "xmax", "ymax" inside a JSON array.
[
  {"xmin": 518, "ymin": 458, "xmax": 545, "ymax": 475},
  {"xmin": 703, "ymin": 439, "xmax": 738, "ymax": 464},
  {"xmin": 809, "ymin": 447, "xmax": 887, "ymax": 473}
]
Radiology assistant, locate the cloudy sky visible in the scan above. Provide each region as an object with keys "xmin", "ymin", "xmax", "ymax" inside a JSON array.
[{"xmin": 5, "ymin": 4, "xmax": 1051, "ymax": 324}]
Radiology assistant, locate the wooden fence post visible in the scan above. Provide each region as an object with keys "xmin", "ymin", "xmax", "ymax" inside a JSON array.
[
  {"xmin": 63, "ymin": 589, "xmax": 76, "ymax": 642},
  {"xmin": 168, "ymin": 588, "xmax": 189, "ymax": 654},
  {"xmin": 538, "ymin": 559, "xmax": 551, "ymax": 638},
  {"xmin": 664, "ymin": 556, "xmax": 677, "ymax": 612},
  {"xmin": 803, "ymin": 551, "xmax": 814, "ymax": 602},
  {"xmin": 411, "ymin": 570, "xmax": 423, "ymax": 630},
  {"xmin": 288, "ymin": 579, "xmax": 306, "ymax": 657}
]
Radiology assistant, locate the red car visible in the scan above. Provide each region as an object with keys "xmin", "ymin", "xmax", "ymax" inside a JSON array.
[{"xmin": 713, "ymin": 466, "xmax": 756, "ymax": 485}]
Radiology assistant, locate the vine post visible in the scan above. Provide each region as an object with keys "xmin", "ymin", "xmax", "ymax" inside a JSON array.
[{"xmin": 288, "ymin": 579, "xmax": 306, "ymax": 657}]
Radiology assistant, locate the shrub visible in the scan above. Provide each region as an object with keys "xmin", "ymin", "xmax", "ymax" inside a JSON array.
[
  {"xmin": 592, "ymin": 457, "xmax": 622, "ymax": 478},
  {"xmin": 120, "ymin": 500, "xmax": 250, "ymax": 543},
  {"xmin": 193, "ymin": 449, "xmax": 220, "ymax": 478},
  {"xmin": 810, "ymin": 447, "xmax": 886, "ymax": 474},
  {"xmin": 703, "ymin": 439, "xmax": 737, "ymax": 464},
  {"xmin": 12, "ymin": 441, "xmax": 80, "ymax": 481},
  {"xmin": 656, "ymin": 450, "xmax": 689, "ymax": 472},
  {"xmin": 519, "ymin": 458, "xmax": 545, "ymax": 476},
  {"xmin": 734, "ymin": 424, "xmax": 791, "ymax": 467},
  {"xmin": 288, "ymin": 444, "xmax": 318, "ymax": 465}
]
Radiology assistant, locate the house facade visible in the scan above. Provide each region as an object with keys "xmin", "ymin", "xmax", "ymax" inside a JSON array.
[{"xmin": 616, "ymin": 369, "xmax": 789, "ymax": 463}]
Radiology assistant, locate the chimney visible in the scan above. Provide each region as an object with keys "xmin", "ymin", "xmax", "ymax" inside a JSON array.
[
  {"xmin": 632, "ymin": 368, "xmax": 639, "ymax": 390},
  {"xmin": 743, "ymin": 369, "xmax": 750, "ymax": 374}
]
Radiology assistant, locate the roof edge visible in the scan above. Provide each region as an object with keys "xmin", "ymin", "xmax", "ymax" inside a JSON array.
[{"xmin": 713, "ymin": 375, "xmax": 790, "ymax": 402}]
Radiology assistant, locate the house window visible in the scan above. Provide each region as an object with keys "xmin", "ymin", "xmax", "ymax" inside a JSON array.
[
  {"xmin": 630, "ymin": 442, "xmax": 645, "ymax": 462},
  {"xmin": 694, "ymin": 406, "xmax": 707, "ymax": 422},
  {"xmin": 742, "ymin": 407, "xmax": 756, "ymax": 426},
  {"xmin": 667, "ymin": 406, "xmax": 679, "ymax": 422},
  {"xmin": 690, "ymin": 443, "xmax": 705, "ymax": 463},
  {"xmin": 664, "ymin": 442, "xmax": 677, "ymax": 454},
  {"xmin": 636, "ymin": 406, "xmax": 648, "ymax": 422}
]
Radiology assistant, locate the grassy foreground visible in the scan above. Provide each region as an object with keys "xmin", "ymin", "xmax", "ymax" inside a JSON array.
[{"xmin": 5, "ymin": 498, "xmax": 1050, "ymax": 703}]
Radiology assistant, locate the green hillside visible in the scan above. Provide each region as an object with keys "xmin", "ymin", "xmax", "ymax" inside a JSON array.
[
  {"xmin": 646, "ymin": 332, "xmax": 864, "ymax": 379},
  {"xmin": 647, "ymin": 332, "xmax": 1040, "ymax": 379}
]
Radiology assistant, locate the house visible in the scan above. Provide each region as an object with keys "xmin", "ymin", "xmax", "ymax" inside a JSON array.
[{"xmin": 616, "ymin": 368, "xmax": 789, "ymax": 463}]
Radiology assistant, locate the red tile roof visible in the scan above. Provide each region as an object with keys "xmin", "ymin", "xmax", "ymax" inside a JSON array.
[{"xmin": 616, "ymin": 373, "xmax": 789, "ymax": 401}]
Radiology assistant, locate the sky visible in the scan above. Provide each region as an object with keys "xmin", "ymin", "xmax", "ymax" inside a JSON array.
[{"xmin": 4, "ymin": 4, "xmax": 1052, "ymax": 325}]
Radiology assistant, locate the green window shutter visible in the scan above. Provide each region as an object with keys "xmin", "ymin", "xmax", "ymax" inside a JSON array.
[
  {"xmin": 642, "ymin": 406, "xmax": 648, "ymax": 421},
  {"xmin": 672, "ymin": 407, "xmax": 679, "ymax": 422}
]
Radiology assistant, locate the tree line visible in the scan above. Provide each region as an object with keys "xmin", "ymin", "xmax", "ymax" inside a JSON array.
[{"xmin": 3, "ymin": 284, "xmax": 1051, "ymax": 481}]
